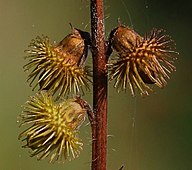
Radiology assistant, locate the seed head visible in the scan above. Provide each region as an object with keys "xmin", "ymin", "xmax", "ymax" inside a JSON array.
[
  {"xmin": 108, "ymin": 25, "xmax": 178, "ymax": 96},
  {"xmin": 24, "ymin": 28, "xmax": 91, "ymax": 99},
  {"xmin": 18, "ymin": 91, "xmax": 87, "ymax": 163}
]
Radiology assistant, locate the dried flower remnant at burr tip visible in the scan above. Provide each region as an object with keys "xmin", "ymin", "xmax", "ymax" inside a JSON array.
[
  {"xmin": 18, "ymin": 91, "xmax": 88, "ymax": 163},
  {"xmin": 108, "ymin": 25, "xmax": 178, "ymax": 96},
  {"xmin": 24, "ymin": 27, "xmax": 92, "ymax": 99},
  {"xmin": 108, "ymin": 26, "xmax": 143, "ymax": 57}
]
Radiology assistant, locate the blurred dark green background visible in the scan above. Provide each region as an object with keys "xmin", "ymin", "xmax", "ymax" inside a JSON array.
[{"xmin": 0, "ymin": 0, "xmax": 191, "ymax": 169}]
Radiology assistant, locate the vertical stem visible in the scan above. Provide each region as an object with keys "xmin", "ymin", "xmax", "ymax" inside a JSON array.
[{"xmin": 90, "ymin": 0, "xmax": 107, "ymax": 170}]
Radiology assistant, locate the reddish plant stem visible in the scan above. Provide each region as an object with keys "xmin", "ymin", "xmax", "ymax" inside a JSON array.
[{"xmin": 90, "ymin": 0, "xmax": 108, "ymax": 170}]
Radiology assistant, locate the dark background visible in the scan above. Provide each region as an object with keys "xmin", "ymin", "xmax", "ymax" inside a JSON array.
[{"xmin": 0, "ymin": 0, "xmax": 191, "ymax": 169}]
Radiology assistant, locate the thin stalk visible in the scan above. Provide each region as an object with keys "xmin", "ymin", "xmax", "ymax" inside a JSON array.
[{"xmin": 90, "ymin": 0, "xmax": 108, "ymax": 170}]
